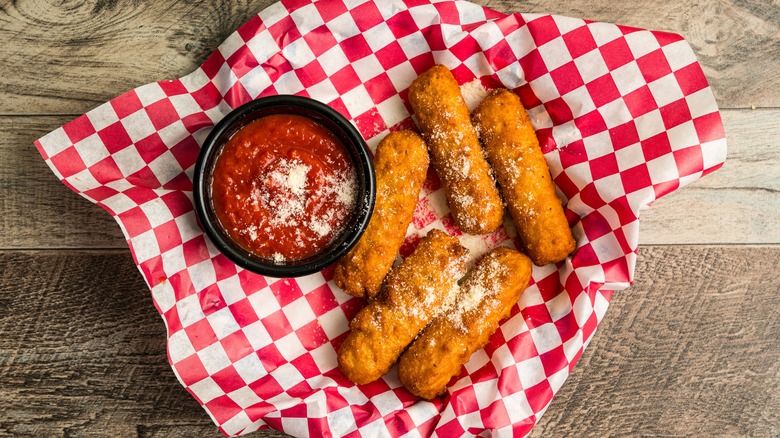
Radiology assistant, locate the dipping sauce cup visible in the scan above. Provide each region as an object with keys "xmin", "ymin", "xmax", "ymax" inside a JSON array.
[{"xmin": 193, "ymin": 96, "xmax": 376, "ymax": 277}]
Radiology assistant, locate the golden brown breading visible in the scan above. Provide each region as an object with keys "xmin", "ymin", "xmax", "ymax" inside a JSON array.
[
  {"xmin": 333, "ymin": 131, "xmax": 430, "ymax": 298},
  {"xmin": 397, "ymin": 246, "xmax": 532, "ymax": 399},
  {"xmin": 408, "ymin": 65, "xmax": 504, "ymax": 235},
  {"xmin": 337, "ymin": 229, "xmax": 468, "ymax": 385},
  {"xmin": 472, "ymin": 89, "xmax": 576, "ymax": 266}
]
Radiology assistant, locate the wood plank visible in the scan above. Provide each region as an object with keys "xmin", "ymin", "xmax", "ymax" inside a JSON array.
[
  {"xmin": 0, "ymin": 249, "xmax": 281, "ymax": 437},
  {"xmin": 639, "ymin": 108, "xmax": 780, "ymax": 244},
  {"xmin": 1, "ymin": 246, "xmax": 777, "ymax": 436},
  {"xmin": 0, "ymin": 0, "xmax": 276, "ymax": 115},
  {"xmin": 0, "ymin": 116, "xmax": 126, "ymax": 249},
  {"xmin": 3, "ymin": 108, "xmax": 776, "ymax": 249},
  {"xmin": 531, "ymin": 244, "xmax": 780, "ymax": 437},
  {"xmin": 0, "ymin": 0, "xmax": 778, "ymax": 114}
]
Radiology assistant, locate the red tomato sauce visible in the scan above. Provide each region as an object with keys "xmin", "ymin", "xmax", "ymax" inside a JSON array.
[{"xmin": 211, "ymin": 114, "xmax": 357, "ymax": 262}]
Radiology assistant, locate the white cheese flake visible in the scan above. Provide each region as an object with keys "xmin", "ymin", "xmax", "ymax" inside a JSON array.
[{"xmin": 460, "ymin": 78, "xmax": 490, "ymax": 113}]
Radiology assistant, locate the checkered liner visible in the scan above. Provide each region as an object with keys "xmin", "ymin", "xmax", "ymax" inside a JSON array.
[{"xmin": 35, "ymin": 0, "xmax": 726, "ymax": 436}]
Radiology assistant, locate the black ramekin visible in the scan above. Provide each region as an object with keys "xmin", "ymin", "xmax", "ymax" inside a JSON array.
[{"xmin": 193, "ymin": 95, "xmax": 375, "ymax": 278}]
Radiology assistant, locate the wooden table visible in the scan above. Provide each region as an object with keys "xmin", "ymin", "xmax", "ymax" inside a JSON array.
[{"xmin": 1, "ymin": 0, "xmax": 778, "ymax": 436}]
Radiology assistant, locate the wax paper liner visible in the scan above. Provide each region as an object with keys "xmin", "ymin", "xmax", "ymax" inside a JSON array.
[{"xmin": 35, "ymin": 0, "xmax": 727, "ymax": 436}]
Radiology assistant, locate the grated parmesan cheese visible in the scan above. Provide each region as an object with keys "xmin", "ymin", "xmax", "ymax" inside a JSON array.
[
  {"xmin": 460, "ymin": 78, "xmax": 490, "ymax": 113},
  {"xmin": 444, "ymin": 257, "xmax": 508, "ymax": 332},
  {"xmin": 237, "ymin": 157, "xmax": 357, "ymax": 255},
  {"xmin": 285, "ymin": 162, "xmax": 309, "ymax": 196}
]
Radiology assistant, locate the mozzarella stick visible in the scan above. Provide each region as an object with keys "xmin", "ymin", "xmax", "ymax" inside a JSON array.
[
  {"xmin": 397, "ymin": 247, "xmax": 532, "ymax": 399},
  {"xmin": 338, "ymin": 229, "xmax": 468, "ymax": 385},
  {"xmin": 334, "ymin": 131, "xmax": 430, "ymax": 298},
  {"xmin": 408, "ymin": 65, "xmax": 504, "ymax": 235},
  {"xmin": 472, "ymin": 89, "xmax": 576, "ymax": 266}
]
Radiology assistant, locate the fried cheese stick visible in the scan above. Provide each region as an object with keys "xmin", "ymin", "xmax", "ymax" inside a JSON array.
[
  {"xmin": 338, "ymin": 229, "xmax": 468, "ymax": 385},
  {"xmin": 397, "ymin": 246, "xmax": 532, "ymax": 399},
  {"xmin": 408, "ymin": 65, "xmax": 504, "ymax": 235},
  {"xmin": 334, "ymin": 131, "xmax": 430, "ymax": 298},
  {"xmin": 472, "ymin": 89, "xmax": 576, "ymax": 266}
]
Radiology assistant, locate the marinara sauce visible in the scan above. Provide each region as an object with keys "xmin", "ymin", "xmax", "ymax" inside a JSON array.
[{"xmin": 211, "ymin": 114, "xmax": 357, "ymax": 262}]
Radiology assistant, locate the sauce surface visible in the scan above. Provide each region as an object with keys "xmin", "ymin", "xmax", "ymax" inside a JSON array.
[{"xmin": 211, "ymin": 114, "xmax": 357, "ymax": 262}]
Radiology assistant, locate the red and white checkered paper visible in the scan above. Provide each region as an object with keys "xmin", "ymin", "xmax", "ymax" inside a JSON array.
[{"xmin": 35, "ymin": 0, "xmax": 726, "ymax": 436}]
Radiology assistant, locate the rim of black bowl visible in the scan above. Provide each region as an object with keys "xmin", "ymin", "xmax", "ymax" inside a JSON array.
[{"xmin": 192, "ymin": 95, "xmax": 376, "ymax": 278}]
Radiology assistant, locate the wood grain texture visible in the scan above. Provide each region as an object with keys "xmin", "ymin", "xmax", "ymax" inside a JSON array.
[
  {"xmin": 0, "ymin": 116, "xmax": 126, "ymax": 249},
  {"xmin": 2, "ymin": 108, "xmax": 775, "ymax": 249},
  {"xmin": 0, "ymin": 250, "xmax": 278, "ymax": 438},
  {"xmin": 0, "ymin": 0, "xmax": 277, "ymax": 115},
  {"xmin": 0, "ymin": 0, "xmax": 778, "ymax": 114},
  {"xmin": 531, "ymin": 245, "xmax": 780, "ymax": 437},
  {"xmin": 639, "ymin": 108, "xmax": 780, "ymax": 244},
  {"xmin": 1, "ymin": 247, "xmax": 777, "ymax": 436}
]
